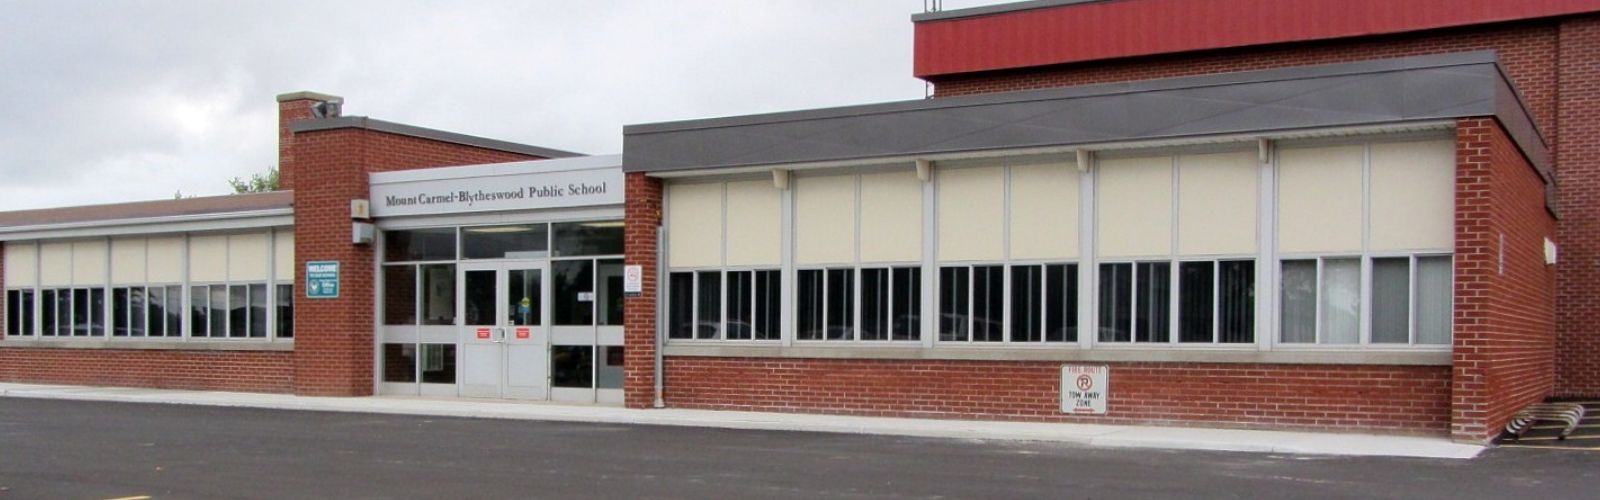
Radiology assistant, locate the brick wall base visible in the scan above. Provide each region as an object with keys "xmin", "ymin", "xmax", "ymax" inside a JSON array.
[{"xmin": 0, "ymin": 348, "xmax": 294, "ymax": 393}]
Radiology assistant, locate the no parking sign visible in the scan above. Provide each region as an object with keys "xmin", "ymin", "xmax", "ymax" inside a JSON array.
[{"xmin": 1061, "ymin": 365, "xmax": 1108, "ymax": 414}]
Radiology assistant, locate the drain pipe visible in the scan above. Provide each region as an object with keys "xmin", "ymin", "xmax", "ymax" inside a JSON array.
[{"xmin": 654, "ymin": 225, "xmax": 665, "ymax": 408}]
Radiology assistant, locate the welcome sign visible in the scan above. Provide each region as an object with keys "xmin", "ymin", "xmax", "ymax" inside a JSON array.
[{"xmin": 370, "ymin": 166, "xmax": 623, "ymax": 217}]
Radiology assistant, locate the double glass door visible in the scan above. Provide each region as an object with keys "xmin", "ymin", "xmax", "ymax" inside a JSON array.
[{"xmin": 459, "ymin": 262, "xmax": 550, "ymax": 399}]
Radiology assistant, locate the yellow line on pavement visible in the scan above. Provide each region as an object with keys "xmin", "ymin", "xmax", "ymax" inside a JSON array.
[{"xmin": 94, "ymin": 496, "xmax": 151, "ymax": 500}]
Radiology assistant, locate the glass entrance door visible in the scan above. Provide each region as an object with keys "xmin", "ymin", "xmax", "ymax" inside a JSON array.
[{"xmin": 458, "ymin": 262, "xmax": 549, "ymax": 399}]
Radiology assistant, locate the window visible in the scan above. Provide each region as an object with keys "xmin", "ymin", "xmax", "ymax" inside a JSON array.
[
  {"xmin": 860, "ymin": 267, "xmax": 920, "ymax": 341},
  {"xmin": 796, "ymin": 268, "xmax": 854, "ymax": 340},
  {"xmin": 1010, "ymin": 264, "xmax": 1078, "ymax": 343},
  {"xmin": 461, "ymin": 224, "xmax": 548, "ymax": 260},
  {"xmin": 5, "ymin": 289, "xmax": 34, "ymax": 337},
  {"xmin": 1177, "ymin": 260, "xmax": 1255, "ymax": 343},
  {"xmin": 668, "ymin": 269, "xmax": 781, "ymax": 341},
  {"xmin": 1281, "ymin": 256, "xmax": 1450, "ymax": 345},
  {"xmin": 276, "ymin": 284, "xmax": 294, "ymax": 338},
  {"xmin": 1098, "ymin": 262, "xmax": 1170, "ymax": 343},
  {"xmin": 939, "ymin": 265, "xmax": 1003, "ymax": 342},
  {"xmin": 725, "ymin": 270, "xmax": 781, "ymax": 340}
]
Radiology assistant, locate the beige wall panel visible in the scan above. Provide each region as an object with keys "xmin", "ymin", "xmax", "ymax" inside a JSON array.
[
  {"xmin": 4, "ymin": 242, "xmax": 38, "ymax": 287},
  {"xmin": 667, "ymin": 182, "xmax": 725, "ymax": 268},
  {"xmin": 1178, "ymin": 151, "xmax": 1259, "ymax": 255},
  {"xmin": 110, "ymin": 238, "xmax": 147, "ymax": 285},
  {"xmin": 938, "ymin": 167, "xmax": 1006, "ymax": 261},
  {"xmin": 859, "ymin": 171, "xmax": 923, "ymax": 263},
  {"xmin": 1371, "ymin": 140, "xmax": 1455, "ymax": 251},
  {"xmin": 274, "ymin": 231, "xmax": 295, "ymax": 281},
  {"xmin": 1097, "ymin": 156, "xmax": 1174, "ymax": 257},
  {"xmin": 228, "ymin": 233, "xmax": 270, "ymax": 281},
  {"xmin": 39, "ymin": 242, "xmax": 71, "ymax": 286},
  {"xmin": 796, "ymin": 175, "xmax": 859, "ymax": 265},
  {"xmin": 1009, "ymin": 162, "xmax": 1079, "ymax": 260},
  {"xmin": 724, "ymin": 180, "xmax": 782, "ymax": 267},
  {"xmin": 1278, "ymin": 145, "xmax": 1365, "ymax": 253},
  {"xmin": 71, "ymin": 240, "xmax": 108, "ymax": 286},
  {"xmin": 189, "ymin": 235, "xmax": 229, "ymax": 282},
  {"xmin": 146, "ymin": 237, "xmax": 186, "ymax": 283}
]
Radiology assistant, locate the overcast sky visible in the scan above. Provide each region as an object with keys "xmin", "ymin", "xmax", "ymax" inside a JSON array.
[{"xmin": 0, "ymin": 0, "xmax": 1005, "ymax": 211}]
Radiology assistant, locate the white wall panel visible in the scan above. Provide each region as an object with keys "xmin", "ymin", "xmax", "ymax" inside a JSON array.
[
  {"xmin": 189, "ymin": 235, "xmax": 229, "ymax": 282},
  {"xmin": 71, "ymin": 240, "xmax": 107, "ymax": 286},
  {"xmin": 1009, "ymin": 162, "xmax": 1079, "ymax": 260},
  {"xmin": 859, "ymin": 171, "xmax": 923, "ymax": 263},
  {"xmin": 1177, "ymin": 151, "xmax": 1259, "ymax": 256},
  {"xmin": 39, "ymin": 242, "xmax": 71, "ymax": 286},
  {"xmin": 1097, "ymin": 156, "xmax": 1174, "ymax": 257},
  {"xmin": 1370, "ymin": 140, "xmax": 1455, "ymax": 251},
  {"xmin": 110, "ymin": 238, "xmax": 147, "ymax": 285},
  {"xmin": 1278, "ymin": 145, "xmax": 1365, "ymax": 254},
  {"xmin": 146, "ymin": 237, "xmax": 186, "ymax": 283},
  {"xmin": 667, "ymin": 182, "xmax": 724, "ymax": 268},
  {"xmin": 795, "ymin": 175, "xmax": 858, "ymax": 265},
  {"xmin": 228, "ymin": 233, "xmax": 270, "ymax": 281},
  {"xmin": 274, "ymin": 231, "xmax": 295, "ymax": 281},
  {"xmin": 938, "ymin": 167, "xmax": 1005, "ymax": 261},
  {"xmin": 724, "ymin": 180, "xmax": 782, "ymax": 267},
  {"xmin": 4, "ymin": 242, "xmax": 38, "ymax": 287}
]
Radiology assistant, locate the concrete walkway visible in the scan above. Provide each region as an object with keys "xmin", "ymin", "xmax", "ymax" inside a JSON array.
[{"xmin": 0, "ymin": 382, "xmax": 1483, "ymax": 459}]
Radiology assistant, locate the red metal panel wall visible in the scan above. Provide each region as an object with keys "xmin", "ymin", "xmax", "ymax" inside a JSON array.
[{"xmin": 913, "ymin": 0, "xmax": 1600, "ymax": 78}]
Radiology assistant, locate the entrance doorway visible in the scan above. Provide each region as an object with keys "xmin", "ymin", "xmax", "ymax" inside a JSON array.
[{"xmin": 459, "ymin": 262, "xmax": 550, "ymax": 399}]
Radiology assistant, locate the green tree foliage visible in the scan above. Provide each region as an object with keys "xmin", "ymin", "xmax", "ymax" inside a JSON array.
[{"xmin": 229, "ymin": 167, "xmax": 280, "ymax": 193}]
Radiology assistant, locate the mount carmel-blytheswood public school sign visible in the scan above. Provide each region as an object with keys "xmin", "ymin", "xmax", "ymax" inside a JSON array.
[{"xmin": 368, "ymin": 156, "xmax": 625, "ymax": 218}]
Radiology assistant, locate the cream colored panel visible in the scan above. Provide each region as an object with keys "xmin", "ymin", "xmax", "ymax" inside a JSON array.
[
  {"xmin": 1010, "ymin": 162, "xmax": 1080, "ymax": 260},
  {"xmin": 146, "ymin": 237, "xmax": 186, "ymax": 283},
  {"xmin": 228, "ymin": 233, "xmax": 270, "ymax": 281},
  {"xmin": 71, "ymin": 240, "xmax": 108, "ymax": 286},
  {"xmin": 1178, "ymin": 151, "xmax": 1259, "ymax": 255},
  {"xmin": 110, "ymin": 238, "xmax": 147, "ymax": 285},
  {"xmin": 39, "ymin": 242, "xmax": 71, "ymax": 286},
  {"xmin": 938, "ymin": 167, "xmax": 1005, "ymax": 261},
  {"xmin": 4, "ymin": 242, "xmax": 38, "ymax": 287},
  {"xmin": 1278, "ymin": 145, "xmax": 1365, "ymax": 253},
  {"xmin": 189, "ymin": 235, "xmax": 229, "ymax": 282},
  {"xmin": 796, "ymin": 175, "xmax": 859, "ymax": 265},
  {"xmin": 724, "ymin": 180, "xmax": 782, "ymax": 267},
  {"xmin": 667, "ymin": 182, "xmax": 724, "ymax": 268},
  {"xmin": 1097, "ymin": 156, "xmax": 1174, "ymax": 257},
  {"xmin": 859, "ymin": 171, "xmax": 923, "ymax": 263},
  {"xmin": 1371, "ymin": 140, "xmax": 1455, "ymax": 251},
  {"xmin": 274, "ymin": 231, "xmax": 295, "ymax": 281}
]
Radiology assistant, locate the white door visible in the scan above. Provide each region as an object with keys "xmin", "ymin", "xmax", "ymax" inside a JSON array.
[{"xmin": 458, "ymin": 262, "xmax": 550, "ymax": 399}]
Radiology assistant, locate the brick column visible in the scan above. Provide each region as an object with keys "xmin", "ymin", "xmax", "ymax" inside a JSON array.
[
  {"xmin": 277, "ymin": 92, "xmax": 342, "ymax": 191},
  {"xmin": 1556, "ymin": 15, "xmax": 1600, "ymax": 397},
  {"xmin": 291, "ymin": 127, "xmax": 377, "ymax": 396},
  {"xmin": 623, "ymin": 172, "xmax": 664, "ymax": 409}
]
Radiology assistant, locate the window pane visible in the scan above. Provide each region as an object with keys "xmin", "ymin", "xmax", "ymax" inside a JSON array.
[
  {"xmin": 383, "ymin": 228, "xmax": 456, "ymax": 262},
  {"xmin": 726, "ymin": 271, "xmax": 753, "ymax": 340},
  {"xmin": 892, "ymin": 267, "xmax": 921, "ymax": 341},
  {"xmin": 598, "ymin": 346, "xmax": 626, "ymax": 389},
  {"xmin": 939, "ymin": 267, "xmax": 969, "ymax": 342},
  {"xmin": 552, "ymin": 221, "xmax": 624, "ymax": 257},
  {"xmin": 797, "ymin": 269, "xmax": 825, "ymax": 340},
  {"xmin": 51, "ymin": 289, "xmax": 68, "ymax": 336},
  {"xmin": 1415, "ymin": 256, "xmax": 1453, "ymax": 345},
  {"xmin": 1135, "ymin": 262, "xmax": 1170, "ymax": 343},
  {"xmin": 112, "ymin": 288, "xmax": 131, "ymax": 337},
  {"xmin": 597, "ymin": 259, "xmax": 625, "ymax": 326},
  {"xmin": 210, "ymin": 285, "xmax": 228, "ymax": 337},
  {"xmin": 1011, "ymin": 265, "xmax": 1043, "ymax": 342},
  {"xmin": 825, "ymin": 268, "xmax": 854, "ymax": 340},
  {"xmin": 461, "ymin": 224, "xmax": 548, "ymax": 259},
  {"xmin": 860, "ymin": 268, "xmax": 889, "ymax": 341},
  {"xmin": 552, "ymin": 345, "xmax": 595, "ymax": 388},
  {"xmin": 695, "ymin": 270, "xmax": 719, "ymax": 339},
  {"xmin": 420, "ymin": 264, "xmax": 456, "ymax": 326},
  {"xmin": 228, "ymin": 285, "xmax": 247, "ymax": 338},
  {"xmin": 1321, "ymin": 258, "xmax": 1361, "ymax": 344},
  {"xmin": 420, "ymin": 343, "xmax": 455, "ymax": 383},
  {"xmin": 71, "ymin": 288, "xmax": 89, "ymax": 336},
  {"xmin": 1371, "ymin": 258, "xmax": 1411, "ymax": 344},
  {"xmin": 754, "ymin": 270, "xmax": 781, "ymax": 340},
  {"xmin": 5, "ymin": 290, "xmax": 22, "ymax": 337},
  {"xmin": 165, "ymin": 285, "xmax": 183, "ymax": 337},
  {"xmin": 248, "ymin": 284, "xmax": 268, "ymax": 338},
  {"xmin": 276, "ymin": 284, "xmax": 294, "ymax": 338},
  {"xmin": 1217, "ymin": 260, "xmax": 1255, "ymax": 343},
  {"xmin": 1044, "ymin": 264, "xmax": 1077, "ymax": 342},
  {"xmin": 464, "ymin": 270, "xmax": 495, "ymax": 326},
  {"xmin": 144, "ymin": 287, "xmax": 162, "ymax": 337},
  {"xmin": 668, "ymin": 272, "xmax": 694, "ymax": 340},
  {"xmin": 1179, "ymin": 262, "xmax": 1214, "ymax": 343},
  {"xmin": 189, "ymin": 286, "xmax": 207, "ymax": 337},
  {"xmin": 1280, "ymin": 260, "xmax": 1316, "ymax": 343},
  {"xmin": 383, "ymin": 343, "xmax": 417, "ymax": 383},
  {"xmin": 555, "ymin": 260, "xmax": 596, "ymax": 326},
  {"xmin": 972, "ymin": 266, "xmax": 1004, "ymax": 342},
  {"xmin": 383, "ymin": 265, "xmax": 418, "ymax": 326},
  {"xmin": 1098, "ymin": 263, "xmax": 1132, "ymax": 342},
  {"xmin": 24, "ymin": 289, "xmax": 36, "ymax": 337},
  {"xmin": 508, "ymin": 269, "xmax": 541, "ymax": 327}
]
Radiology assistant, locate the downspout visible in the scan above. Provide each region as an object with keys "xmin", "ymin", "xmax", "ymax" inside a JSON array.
[{"xmin": 654, "ymin": 224, "xmax": 665, "ymax": 408}]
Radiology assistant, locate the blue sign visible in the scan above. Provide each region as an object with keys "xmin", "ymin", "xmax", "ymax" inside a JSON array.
[{"xmin": 306, "ymin": 261, "xmax": 341, "ymax": 298}]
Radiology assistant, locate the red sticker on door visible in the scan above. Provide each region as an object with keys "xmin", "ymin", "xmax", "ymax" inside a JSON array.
[
  {"xmin": 515, "ymin": 328, "xmax": 531, "ymax": 339},
  {"xmin": 476, "ymin": 328, "xmax": 491, "ymax": 339}
]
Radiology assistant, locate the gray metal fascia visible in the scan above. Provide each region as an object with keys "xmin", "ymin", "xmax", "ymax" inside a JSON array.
[
  {"xmin": 0, "ymin": 210, "xmax": 294, "ymax": 241},
  {"xmin": 911, "ymin": 0, "xmax": 1111, "ymax": 23},
  {"xmin": 291, "ymin": 116, "xmax": 584, "ymax": 159}
]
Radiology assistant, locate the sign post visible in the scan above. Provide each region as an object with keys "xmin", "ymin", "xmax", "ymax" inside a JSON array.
[
  {"xmin": 306, "ymin": 261, "xmax": 341, "ymax": 298},
  {"xmin": 1061, "ymin": 365, "xmax": 1109, "ymax": 414}
]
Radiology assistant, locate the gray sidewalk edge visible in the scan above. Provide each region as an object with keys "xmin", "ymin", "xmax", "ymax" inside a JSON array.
[{"xmin": 0, "ymin": 383, "xmax": 1483, "ymax": 459}]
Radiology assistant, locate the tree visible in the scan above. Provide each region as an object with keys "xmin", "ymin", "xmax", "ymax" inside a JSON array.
[{"xmin": 229, "ymin": 167, "xmax": 280, "ymax": 193}]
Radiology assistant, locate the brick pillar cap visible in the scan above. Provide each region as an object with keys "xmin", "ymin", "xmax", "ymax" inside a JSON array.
[{"xmin": 277, "ymin": 91, "xmax": 344, "ymax": 103}]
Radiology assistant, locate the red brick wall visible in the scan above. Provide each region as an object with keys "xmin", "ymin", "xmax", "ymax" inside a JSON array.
[
  {"xmin": 622, "ymin": 172, "xmax": 663, "ymax": 409},
  {"xmin": 277, "ymin": 98, "xmax": 322, "ymax": 191},
  {"xmin": 0, "ymin": 349, "xmax": 294, "ymax": 393},
  {"xmin": 1451, "ymin": 119, "xmax": 1560, "ymax": 440},
  {"xmin": 661, "ymin": 358, "xmax": 1451, "ymax": 434},
  {"xmin": 1556, "ymin": 17, "xmax": 1600, "ymax": 397},
  {"xmin": 290, "ymin": 126, "xmax": 541, "ymax": 396}
]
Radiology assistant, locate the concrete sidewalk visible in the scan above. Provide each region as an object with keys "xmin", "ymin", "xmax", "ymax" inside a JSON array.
[{"xmin": 0, "ymin": 382, "xmax": 1483, "ymax": 459}]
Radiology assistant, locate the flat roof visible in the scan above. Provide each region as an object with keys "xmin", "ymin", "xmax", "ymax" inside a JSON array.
[
  {"xmin": 291, "ymin": 116, "xmax": 583, "ymax": 160},
  {"xmin": 0, "ymin": 190, "xmax": 293, "ymax": 229}
]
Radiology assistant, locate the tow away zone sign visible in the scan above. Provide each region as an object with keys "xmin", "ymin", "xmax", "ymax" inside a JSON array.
[{"xmin": 1062, "ymin": 365, "xmax": 1108, "ymax": 414}]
